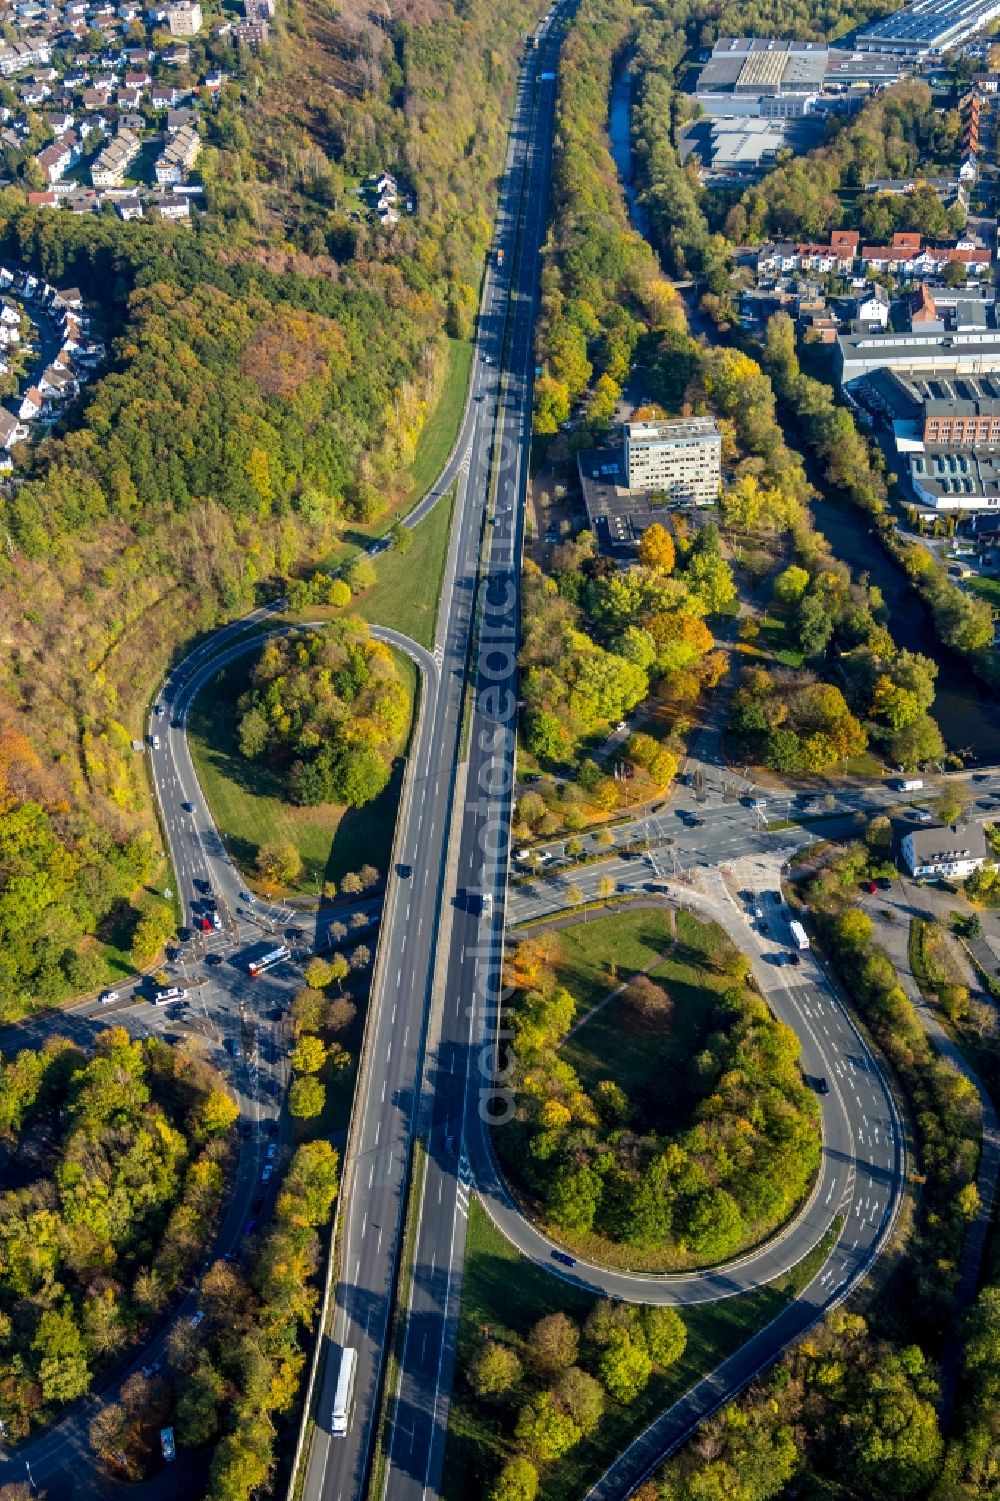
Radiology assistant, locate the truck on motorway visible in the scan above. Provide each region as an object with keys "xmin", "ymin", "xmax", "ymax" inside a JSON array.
[
  {"xmin": 893, "ymin": 777, "xmax": 924, "ymax": 792},
  {"xmin": 248, "ymin": 944, "xmax": 290, "ymax": 979},
  {"xmin": 789, "ymin": 920, "xmax": 810, "ymax": 951},
  {"xmin": 330, "ymin": 1346, "xmax": 358, "ymax": 1438}
]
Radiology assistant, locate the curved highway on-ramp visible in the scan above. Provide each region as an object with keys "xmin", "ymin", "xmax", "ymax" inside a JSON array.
[{"xmin": 469, "ymin": 869, "xmax": 905, "ymax": 1308}]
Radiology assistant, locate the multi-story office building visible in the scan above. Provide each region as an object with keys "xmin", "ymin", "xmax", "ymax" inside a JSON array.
[{"xmin": 624, "ymin": 418, "xmax": 722, "ymax": 505}]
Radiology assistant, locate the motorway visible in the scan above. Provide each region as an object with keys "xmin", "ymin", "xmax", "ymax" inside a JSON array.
[
  {"xmin": 375, "ymin": 14, "xmax": 565, "ymax": 1501},
  {"xmin": 301, "ymin": 16, "xmax": 570, "ymax": 1501},
  {"xmin": 0, "ymin": 6, "xmax": 978, "ymax": 1497}
]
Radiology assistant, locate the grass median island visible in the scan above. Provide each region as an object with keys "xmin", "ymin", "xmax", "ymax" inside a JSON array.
[
  {"xmin": 352, "ymin": 486, "xmax": 456, "ymax": 648},
  {"xmin": 187, "ymin": 638, "xmax": 416, "ymax": 896},
  {"xmin": 497, "ymin": 909, "xmax": 821, "ymax": 1274},
  {"xmin": 443, "ymin": 1199, "xmax": 831, "ymax": 1501},
  {"xmin": 400, "ymin": 339, "xmax": 473, "ymax": 505}
]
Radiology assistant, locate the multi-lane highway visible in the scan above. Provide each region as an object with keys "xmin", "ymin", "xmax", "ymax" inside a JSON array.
[
  {"xmin": 0, "ymin": 4, "xmax": 960, "ymax": 1496},
  {"xmin": 301, "ymin": 15, "xmax": 569, "ymax": 1501}
]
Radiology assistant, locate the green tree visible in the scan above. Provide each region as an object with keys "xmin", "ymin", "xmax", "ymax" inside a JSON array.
[
  {"xmin": 194, "ymin": 1088, "xmax": 240, "ymax": 1139},
  {"xmin": 290, "ymin": 1035, "xmax": 327, "ymax": 1075},
  {"xmin": 33, "ymin": 1307, "xmax": 90, "ymax": 1403},
  {"xmin": 555, "ymin": 1366, "xmax": 605, "ymax": 1434},
  {"xmin": 391, "ymin": 520, "xmax": 413, "ymax": 553},
  {"xmin": 289, "ymin": 1075, "xmax": 326, "ymax": 1119},
  {"xmin": 773, "ymin": 565, "xmax": 810, "ymax": 604},
  {"xmin": 304, "ymin": 957, "xmax": 335, "ymax": 990},
  {"xmin": 488, "ymin": 1456, "xmax": 539, "ymax": 1501},
  {"xmin": 546, "ymin": 1162, "xmax": 602, "ymax": 1233},
  {"xmin": 255, "ymin": 841, "xmax": 303, "ymax": 888},
  {"xmin": 344, "ymin": 555, "xmax": 377, "ymax": 593},
  {"xmin": 597, "ymin": 1329, "xmax": 652, "ymax": 1404},
  {"xmin": 641, "ymin": 1305, "xmax": 687, "ymax": 1367},
  {"xmin": 514, "ymin": 1391, "xmax": 582, "ymax": 1461},
  {"xmin": 468, "ymin": 1340, "xmax": 522, "ymax": 1398}
]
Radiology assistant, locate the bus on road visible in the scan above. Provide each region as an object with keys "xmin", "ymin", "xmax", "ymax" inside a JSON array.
[
  {"xmin": 331, "ymin": 1346, "xmax": 358, "ymax": 1438},
  {"xmin": 248, "ymin": 945, "xmax": 290, "ymax": 979}
]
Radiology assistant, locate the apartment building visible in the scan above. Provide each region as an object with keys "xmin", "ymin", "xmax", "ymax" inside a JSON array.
[
  {"xmin": 90, "ymin": 126, "xmax": 140, "ymax": 187},
  {"xmin": 153, "ymin": 121, "xmax": 199, "ymax": 183},
  {"xmin": 165, "ymin": 0, "xmax": 201, "ymax": 33}
]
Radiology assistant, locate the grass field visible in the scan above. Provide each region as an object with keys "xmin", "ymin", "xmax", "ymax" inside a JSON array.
[
  {"xmin": 353, "ymin": 487, "xmax": 455, "ymax": 648},
  {"xmin": 563, "ymin": 912, "xmax": 733, "ymax": 1137},
  {"xmin": 187, "ymin": 649, "xmax": 417, "ymax": 896},
  {"xmin": 443, "ymin": 1199, "xmax": 837, "ymax": 1501},
  {"xmin": 546, "ymin": 907, "xmax": 722, "ymax": 1016},
  {"xmin": 400, "ymin": 340, "xmax": 473, "ymax": 506}
]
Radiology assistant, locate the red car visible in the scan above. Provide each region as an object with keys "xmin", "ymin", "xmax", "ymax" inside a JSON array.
[
  {"xmin": 865, "ymin": 881, "xmax": 878, "ymax": 895},
  {"xmin": 198, "ymin": 916, "xmax": 213, "ymax": 932}
]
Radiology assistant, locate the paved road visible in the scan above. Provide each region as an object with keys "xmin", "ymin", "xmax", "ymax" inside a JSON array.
[
  {"xmin": 377, "ymin": 13, "xmax": 566, "ymax": 1501},
  {"xmin": 471, "ymin": 857, "xmax": 905, "ymax": 1308},
  {"xmin": 300, "ymin": 16, "xmax": 571, "ymax": 1501},
  {"xmin": 0, "ymin": 614, "xmax": 313, "ymax": 1496}
]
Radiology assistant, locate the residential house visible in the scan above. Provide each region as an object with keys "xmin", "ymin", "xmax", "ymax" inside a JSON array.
[
  {"xmin": 234, "ymin": 17, "xmax": 267, "ymax": 49},
  {"xmin": 900, "ymin": 822, "xmax": 987, "ymax": 878},
  {"xmin": 90, "ymin": 125, "xmax": 139, "ymax": 186},
  {"xmin": 18, "ymin": 386, "xmax": 41, "ymax": 419},
  {"xmin": 0, "ymin": 408, "xmax": 30, "ymax": 447},
  {"xmin": 149, "ymin": 189, "xmax": 188, "ymax": 218},
  {"xmin": 115, "ymin": 192, "xmax": 143, "ymax": 218}
]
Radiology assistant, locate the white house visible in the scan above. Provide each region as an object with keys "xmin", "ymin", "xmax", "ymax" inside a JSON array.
[{"xmin": 901, "ymin": 822, "xmax": 988, "ymax": 879}]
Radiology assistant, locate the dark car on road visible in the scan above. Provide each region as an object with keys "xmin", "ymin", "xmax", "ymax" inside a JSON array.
[
  {"xmin": 397, "ymin": 863, "xmax": 413, "ymax": 878},
  {"xmin": 266, "ymin": 1121, "xmax": 279, "ymax": 1138},
  {"xmin": 552, "ymin": 1250, "xmax": 576, "ymax": 1268}
]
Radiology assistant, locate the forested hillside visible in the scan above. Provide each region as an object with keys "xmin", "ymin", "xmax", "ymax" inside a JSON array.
[
  {"xmin": 0, "ymin": 1029, "xmax": 233, "ymax": 1437},
  {"xmin": 0, "ymin": 0, "xmax": 540, "ymax": 1018}
]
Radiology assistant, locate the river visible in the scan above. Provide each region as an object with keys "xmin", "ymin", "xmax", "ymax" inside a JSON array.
[{"xmin": 606, "ymin": 56, "xmax": 1000, "ymax": 763}]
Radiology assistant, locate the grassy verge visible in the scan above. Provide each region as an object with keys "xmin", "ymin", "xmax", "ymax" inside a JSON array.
[
  {"xmin": 353, "ymin": 487, "xmax": 456, "ymax": 648},
  {"xmin": 499, "ymin": 908, "xmax": 821, "ymax": 1274},
  {"xmin": 187, "ymin": 647, "xmax": 417, "ymax": 896},
  {"xmin": 49, "ymin": 855, "xmax": 177, "ymax": 1005},
  {"xmin": 400, "ymin": 340, "xmax": 473, "ymax": 505},
  {"xmin": 443, "ymin": 1198, "xmax": 837, "ymax": 1501},
  {"xmin": 319, "ymin": 340, "xmax": 471, "ymax": 572}
]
